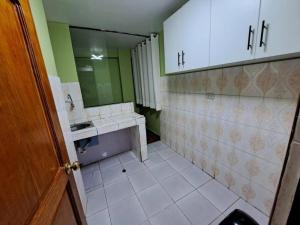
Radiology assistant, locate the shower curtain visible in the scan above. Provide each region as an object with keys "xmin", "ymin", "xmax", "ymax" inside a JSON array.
[{"xmin": 131, "ymin": 34, "xmax": 161, "ymax": 111}]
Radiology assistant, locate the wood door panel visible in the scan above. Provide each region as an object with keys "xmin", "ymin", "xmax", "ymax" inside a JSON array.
[
  {"xmin": 0, "ymin": 1, "xmax": 59, "ymax": 224},
  {"xmin": 21, "ymin": 0, "xmax": 87, "ymax": 223},
  {"xmin": 0, "ymin": 1, "xmax": 84, "ymax": 225},
  {"xmin": 52, "ymin": 191, "xmax": 77, "ymax": 225},
  {"xmin": 29, "ymin": 169, "xmax": 68, "ymax": 225},
  {"xmin": 0, "ymin": 0, "xmax": 59, "ymax": 190}
]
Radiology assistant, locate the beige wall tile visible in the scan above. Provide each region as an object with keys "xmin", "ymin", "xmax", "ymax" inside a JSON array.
[{"xmin": 159, "ymin": 58, "xmax": 300, "ymax": 216}]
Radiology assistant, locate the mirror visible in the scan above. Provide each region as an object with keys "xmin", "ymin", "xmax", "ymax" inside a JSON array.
[
  {"xmin": 70, "ymin": 27, "xmax": 144, "ymax": 107},
  {"xmin": 75, "ymin": 56, "xmax": 123, "ymax": 107}
]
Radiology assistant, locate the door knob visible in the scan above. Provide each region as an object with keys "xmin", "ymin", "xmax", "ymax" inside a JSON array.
[{"xmin": 64, "ymin": 161, "xmax": 80, "ymax": 174}]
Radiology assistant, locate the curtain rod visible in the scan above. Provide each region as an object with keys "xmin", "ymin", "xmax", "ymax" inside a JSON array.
[{"xmin": 69, "ymin": 25, "xmax": 150, "ymax": 38}]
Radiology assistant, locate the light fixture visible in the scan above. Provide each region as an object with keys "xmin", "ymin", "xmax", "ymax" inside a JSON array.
[
  {"xmin": 91, "ymin": 54, "xmax": 103, "ymax": 60},
  {"xmin": 78, "ymin": 65, "xmax": 94, "ymax": 72}
]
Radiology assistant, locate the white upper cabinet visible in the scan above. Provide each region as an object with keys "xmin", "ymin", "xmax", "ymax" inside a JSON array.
[
  {"xmin": 163, "ymin": 0, "xmax": 210, "ymax": 74},
  {"xmin": 210, "ymin": 0, "xmax": 261, "ymax": 66},
  {"xmin": 179, "ymin": 0, "xmax": 210, "ymax": 71},
  {"xmin": 163, "ymin": 0, "xmax": 300, "ymax": 73},
  {"xmin": 164, "ymin": 10, "xmax": 182, "ymax": 74},
  {"xmin": 255, "ymin": 0, "xmax": 300, "ymax": 58}
]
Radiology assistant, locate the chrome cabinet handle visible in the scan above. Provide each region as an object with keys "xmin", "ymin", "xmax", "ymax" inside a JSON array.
[
  {"xmin": 177, "ymin": 52, "xmax": 181, "ymax": 67},
  {"xmin": 247, "ymin": 25, "xmax": 254, "ymax": 50},
  {"xmin": 259, "ymin": 20, "xmax": 268, "ymax": 47}
]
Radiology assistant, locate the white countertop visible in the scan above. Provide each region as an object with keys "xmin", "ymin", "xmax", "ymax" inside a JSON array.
[{"xmin": 71, "ymin": 112, "xmax": 145, "ymax": 141}]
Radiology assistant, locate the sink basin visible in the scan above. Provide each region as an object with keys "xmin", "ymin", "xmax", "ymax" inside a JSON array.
[{"xmin": 70, "ymin": 121, "xmax": 94, "ymax": 132}]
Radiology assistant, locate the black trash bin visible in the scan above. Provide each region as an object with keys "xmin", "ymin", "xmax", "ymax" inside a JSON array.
[{"xmin": 219, "ymin": 209, "xmax": 259, "ymax": 225}]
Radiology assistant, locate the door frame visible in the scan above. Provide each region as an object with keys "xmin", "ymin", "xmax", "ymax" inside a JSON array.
[{"xmin": 10, "ymin": 0, "xmax": 87, "ymax": 224}]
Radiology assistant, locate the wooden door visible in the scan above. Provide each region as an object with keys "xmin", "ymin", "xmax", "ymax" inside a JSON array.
[
  {"xmin": 163, "ymin": 9, "xmax": 182, "ymax": 74},
  {"xmin": 255, "ymin": 0, "xmax": 300, "ymax": 59},
  {"xmin": 210, "ymin": 0, "xmax": 260, "ymax": 66},
  {"xmin": 0, "ymin": 1, "xmax": 87, "ymax": 225},
  {"xmin": 180, "ymin": 0, "xmax": 210, "ymax": 72}
]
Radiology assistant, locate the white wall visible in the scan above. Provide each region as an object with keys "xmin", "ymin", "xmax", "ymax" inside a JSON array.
[{"xmin": 48, "ymin": 76, "xmax": 87, "ymax": 213}]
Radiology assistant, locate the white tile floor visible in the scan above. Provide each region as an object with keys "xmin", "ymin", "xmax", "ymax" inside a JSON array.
[{"xmin": 82, "ymin": 141, "xmax": 269, "ymax": 225}]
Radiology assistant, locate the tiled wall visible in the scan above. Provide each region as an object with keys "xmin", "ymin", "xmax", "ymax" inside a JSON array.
[
  {"xmin": 62, "ymin": 82, "xmax": 86, "ymax": 123},
  {"xmin": 48, "ymin": 76, "xmax": 87, "ymax": 212},
  {"xmin": 61, "ymin": 82, "xmax": 134, "ymax": 123},
  {"xmin": 159, "ymin": 58, "xmax": 300, "ymax": 216}
]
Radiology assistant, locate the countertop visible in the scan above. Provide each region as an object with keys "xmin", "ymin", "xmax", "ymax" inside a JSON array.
[{"xmin": 71, "ymin": 112, "xmax": 145, "ymax": 141}]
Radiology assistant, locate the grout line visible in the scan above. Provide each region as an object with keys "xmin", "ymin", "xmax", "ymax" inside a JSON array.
[
  {"xmin": 195, "ymin": 187, "xmax": 235, "ymax": 215},
  {"xmin": 160, "ymin": 103, "xmax": 291, "ymax": 137},
  {"xmin": 208, "ymin": 197, "xmax": 241, "ymax": 225},
  {"xmin": 124, "ymin": 164, "xmax": 149, "ymax": 224},
  {"xmin": 103, "ymin": 188, "xmax": 113, "ymax": 225},
  {"xmin": 147, "ymin": 203, "xmax": 187, "ymax": 224},
  {"xmin": 85, "ymin": 184, "xmax": 103, "ymax": 194},
  {"xmin": 162, "ymin": 141, "xmax": 271, "ymax": 218},
  {"xmin": 173, "ymin": 187, "xmax": 196, "ymax": 204},
  {"xmin": 84, "ymin": 161, "xmax": 112, "ymax": 222},
  {"xmin": 153, "ymin": 163, "xmax": 196, "ymax": 204},
  {"xmin": 134, "ymin": 188, "xmax": 151, "ymax": 223},
  {"xmin": 164, "ymin": 139, "xmax": 278, "ymax": 199},
  {"xmin": 86, "ymin": 142, "xmax": 250, "ymax": 225},
  {"xmin": 175, "ymin": 194, "xmax": 195, "ymax": 225},
  {"xmin": 197, "ymin": 177, "xmax": 213, "ymax": 189},
  {"xmin": 161, "ymin": 148, "xmax": 238, "ymax": 214},
  {"xmin": 85, "ymin": 207, "xmax": 110, "ymax": 222},
  {"xmin": 140, "ymin": 146, "xmax": 185, "ymax": 207},
  {"xmin": 151, "ymin": 168, "xmax": 178, "ymax": 184}
]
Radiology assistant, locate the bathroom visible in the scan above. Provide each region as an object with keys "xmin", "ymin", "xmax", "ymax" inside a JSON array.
[{"xmin": 0, "ymin": 0, "xmax": 299, "ymax": 225}]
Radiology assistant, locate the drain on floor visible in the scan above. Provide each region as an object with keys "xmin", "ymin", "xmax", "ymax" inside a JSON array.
[{"xmin": 122, "ymin": 169, "xmax": 126, "ymax": 173}]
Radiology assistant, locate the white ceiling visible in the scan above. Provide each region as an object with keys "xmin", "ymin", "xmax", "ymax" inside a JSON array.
[{"xmin": 43, "ymin": 0, "xmax": 187, "ymax": 35}]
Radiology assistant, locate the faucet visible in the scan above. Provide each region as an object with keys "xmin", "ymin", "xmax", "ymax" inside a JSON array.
[{"xmin": 65, "ymin": 94, "xmax": 75, "ymax": 111}]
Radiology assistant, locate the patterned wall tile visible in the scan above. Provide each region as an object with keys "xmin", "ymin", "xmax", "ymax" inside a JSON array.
[{"xmin": 159, "ymin": 58, "xmax": 300, "ymax": 216}]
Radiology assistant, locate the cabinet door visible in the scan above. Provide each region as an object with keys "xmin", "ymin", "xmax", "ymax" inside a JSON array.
[
  {"xmin": 180, "ymin": 0, "xmax": 210, "ymax": 71},
  {"xmin": 255, "ymin": 0, "xmax": 300, "ymax": 58},
  {"xmin": 210, "ymin": 0, "xmax": 261, "ymax": 66},
  {"xmin": 163, "ymin": 10, "xmax": 182, "ymax": 74}
]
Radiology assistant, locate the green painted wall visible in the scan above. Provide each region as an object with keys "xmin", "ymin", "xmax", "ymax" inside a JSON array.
[
  {"xmin": 140, "ymin": 107, "xmax": 161, "ymax": 135},
  {"xmin": 119, "ymin": 49, "xmax": 135, "ymax": 102},
  {"xmin": 29, "ymin": 0, "xmax": 57, "ymax": 76},
  {"xmin": 159, "ymin": 31, "xmax": 166, "ymax": 77},
  {"xmin": 48, "ymin": 22, "xmax": 79, "ymax": 83}
]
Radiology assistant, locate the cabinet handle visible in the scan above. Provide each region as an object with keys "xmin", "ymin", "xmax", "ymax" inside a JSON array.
[
  {"xmin": 177, "ymin": 52, "xmax": 181, "ymax": 67},
  {"xmin": 182, "ymin": 50, "xmax": 185, "ymax": 66},
  {"xmin": 259, "ymin": 20, "xmax": 268, "ymax": 47},
  {"xmin": 247, "ymin": 25, "xmax": 254, "ymax": 50}
]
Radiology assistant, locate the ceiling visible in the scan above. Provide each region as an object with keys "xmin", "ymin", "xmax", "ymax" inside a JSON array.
[{"xmin": 43, "ymin": 0, "xmax": 187, "ymax": 35}]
